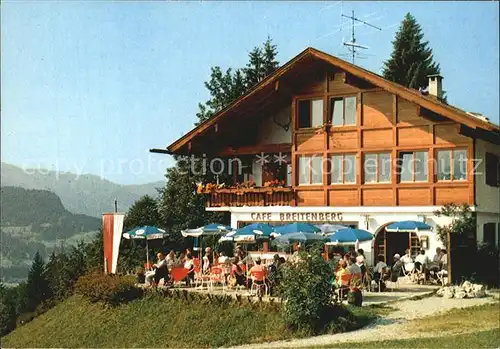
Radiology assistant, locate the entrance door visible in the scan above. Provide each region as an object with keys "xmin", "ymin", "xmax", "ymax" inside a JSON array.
[
  {"xmin": 374, "ymin": 230, "xmax": 421, "ymax": 263},
  {"xmin": 386, "ymin": 232, "xmax": 409, "ymax": 263}
]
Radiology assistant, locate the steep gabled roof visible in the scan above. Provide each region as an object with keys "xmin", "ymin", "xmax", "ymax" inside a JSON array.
[{"xmin": 165, "ymin": 47, "xmax": 499, "ymax": 154}]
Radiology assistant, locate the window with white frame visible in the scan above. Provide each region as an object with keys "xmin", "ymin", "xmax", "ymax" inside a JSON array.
[
  {"xmin": 397, "ymin": 151, "xmax": 428, "ymax": 183},
  {"xmin": 330, "ymin": 96, "xmax": 357, "ymax": 126},
  {"xmin": 437, "ymin": 149, "xmax": 467, "ymax": 181},
  {"xmin": 298, "ymin": 99, "xmax": 324, "ymax": 129},
  {"xmin": 364, "ymin": 153, "xmax": 391, "ymax": 183},
  {"xmin": 298, "ymin": 155, "xmax": 323, "ymax": 185},
  {"xmin": 331, "ymin": 154, "xmax": 357, "ymax": 184}
]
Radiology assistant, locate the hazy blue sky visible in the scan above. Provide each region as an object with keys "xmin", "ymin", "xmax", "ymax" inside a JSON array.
[{"xmin": 2, "ymin": 1, "xmax": 498, "ymax": 184}]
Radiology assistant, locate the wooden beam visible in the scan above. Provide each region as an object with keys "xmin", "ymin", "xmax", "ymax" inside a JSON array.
[
  {"xmin": 216, "ymin": 143, "xmax": 292, "ymax": 156},
  {"xmin": 344, "ymin": 72, "xmax": 376, "ymax": 89},
  {"xmin": 459, "ymin": 124, "xmax": 500, "ymax": 145},
  {"xmin": 149, "ymin": 148, "xmax": 174, "ymax": 155}
]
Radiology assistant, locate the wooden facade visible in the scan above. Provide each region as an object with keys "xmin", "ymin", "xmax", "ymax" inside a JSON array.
[
  {"xmin": 291, "ymin": 72, "xmax": 475, "ymax": 207},
  {"xmin": 162, "ymin": 47, "xmax": 500, "ymax": 209}
]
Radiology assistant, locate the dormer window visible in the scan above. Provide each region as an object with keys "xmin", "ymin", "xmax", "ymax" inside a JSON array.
[
  {"xmin": 329, "ymin": 96, "xmax": 356, "ymax": 126},
  {"xmin": 298, "ymin": 99, "xmax": 323, "ymax": 129}
]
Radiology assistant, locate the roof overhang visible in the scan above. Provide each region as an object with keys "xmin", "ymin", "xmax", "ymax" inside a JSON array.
[{"xmin": 162, "ymin": 47, "xmax": 500, "ymax": 155}]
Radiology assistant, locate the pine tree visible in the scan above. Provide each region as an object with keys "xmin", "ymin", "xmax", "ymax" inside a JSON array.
[
  {"xmin": 24, "ymin": 251, "xmax": 50, "ymax": 312},
  {"xmin": 262, "ymin": 37, "xmax": 279, "ymax": 77},
  {"xmin": 0, "ymin": 284, "xmax": 17, "ymax": 336},
  {"xmin": 244, "ymin": 37, "xmax": 279, "ymax": 88},
  {"xmin": 84, "ymin": 229, "xmax": 104, "ymax": 272},
  {"xmin": 244, "ymin": 47, "xmax": 264, "ymax": 87},
  {"xmin": 383, "ymin": 13, "xmax": 446, "ymax": 101}
]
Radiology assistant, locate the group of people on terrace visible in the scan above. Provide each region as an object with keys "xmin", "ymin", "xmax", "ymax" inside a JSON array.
[
  {"xmin": 144, "ymin": 245, "xmax": 289, "ymax": 295},
  {"xmin": 329, "ymin": 245, "xmax": 448, "ymax": 293},
  {"xmin": 142, "ymin": 242, "xmax": 449, "ymax": 296}
]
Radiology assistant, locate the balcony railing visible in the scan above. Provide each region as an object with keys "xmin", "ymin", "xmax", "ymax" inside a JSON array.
[{"xmin": 205, "ymin": 187, "xmax": 295, "ymax": 207}]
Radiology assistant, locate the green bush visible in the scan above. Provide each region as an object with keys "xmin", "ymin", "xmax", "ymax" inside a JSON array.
[
  {"xmin": 75, "ymin": 273, "xmax": 142, "ymax": 306},
  {"xmin": 279, "ymin": 245, "xmax": 336, "ymax": 334}
]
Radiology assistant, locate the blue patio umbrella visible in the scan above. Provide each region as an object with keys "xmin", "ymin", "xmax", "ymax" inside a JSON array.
[
  {"xmin": 326, "ymin": 228, "xmax": 374, "ymax": 245},
  {"xmin": 222, "ymin": 223, "xmax": 275, "ymax": 243},
  {"xmin": 273, "ymin": 232, "xmax": 327, "ymax": 245},
  {"xmin": 123, "ymin": 226, "xmax": 169, "ymax": 265},
  {"xmin": 273, "ymin": 222, "xmax": 321, "ymax": 236},
  {"xmin": 385, "ymin": 220, "xmax": 433, "ymax": 233},
  {"xmin": 315, "ymin": 224, "xmax": 348, "ymax": 235}
]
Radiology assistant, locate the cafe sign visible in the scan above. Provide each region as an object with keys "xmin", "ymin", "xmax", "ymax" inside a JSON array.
[{"xmin": 250, "ymin": 212, "xmax": 344, "ymax": 222}]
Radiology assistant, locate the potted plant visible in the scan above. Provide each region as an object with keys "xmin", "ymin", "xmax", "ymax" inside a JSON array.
[{"xmin": 347, "ymin": 279, "xmax": 363, "ymax": 306}]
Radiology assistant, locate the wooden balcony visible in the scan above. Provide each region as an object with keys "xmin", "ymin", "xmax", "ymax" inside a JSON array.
[{"xmin": 206, "ymin": 187, "xmax": 295, "ymax": 207}]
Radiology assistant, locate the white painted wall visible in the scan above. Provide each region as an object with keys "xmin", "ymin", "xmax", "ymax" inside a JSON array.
[
  {"xmin": 223, "ymin": 206, "xmax": 452, "ymax": 266},
  {"xmin": 474, "ymin": 139, "xmax": 500, "ymax": 244},
  {"xmin": 257, "ymin": 105, "xmax": 292, "ymax": 144},
  {"xmin": 475, "ymin": 139, "xmax": 500, "ymax": 214},
  {"xmin": 476, "ymin": 212, "xmax": 500, "ymax": 244}
]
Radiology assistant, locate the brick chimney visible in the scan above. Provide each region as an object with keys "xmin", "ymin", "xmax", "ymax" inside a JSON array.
[{"xmin": 427, "ymin": 74, "xmax": 443, "ymax": 99}]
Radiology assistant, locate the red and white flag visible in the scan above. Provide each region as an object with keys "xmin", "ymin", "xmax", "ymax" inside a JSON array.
[{"xmin": 103, "ymin": 213, "xmax": 125, "ymax": 274}]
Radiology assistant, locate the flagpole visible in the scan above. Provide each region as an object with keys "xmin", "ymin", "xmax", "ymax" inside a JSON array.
[{"xmin": 146, "ymin": 239, "xmax": 149, "ymax": 268}]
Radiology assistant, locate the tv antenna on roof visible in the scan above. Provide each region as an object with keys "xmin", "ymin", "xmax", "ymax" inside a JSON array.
[{"xmin": 341, "ymin": 9, "xmax": 382, "ymax": 64}]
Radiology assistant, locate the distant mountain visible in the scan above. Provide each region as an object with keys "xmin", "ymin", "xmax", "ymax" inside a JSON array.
[
  {"xmin": 0, "ymin": 186, "xmax": 103, "ymax": 282},
  {"xmin": 1, "ymin": 163, "xmax": 164, "ymax": 217}
]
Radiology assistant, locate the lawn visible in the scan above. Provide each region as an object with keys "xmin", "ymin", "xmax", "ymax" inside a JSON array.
[
  {"xmin": 403, "ymin": 302, "xmax": 500, "ymax": 335},
  {"xmin": 301, "ymin": 303, "xmax": 500, "ymax": 349},
  {"xmin": 301, "ymin": 329, "xmax": 500, "ymax": 349},
  {"xmin": 2, "ymin": 293, "xmax": 387, "ymax": 348}
]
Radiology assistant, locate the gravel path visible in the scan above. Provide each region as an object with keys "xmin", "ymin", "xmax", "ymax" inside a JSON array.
[{"xmin": 225, "ymin": 295, "xmax": 499, "ymax": 349}]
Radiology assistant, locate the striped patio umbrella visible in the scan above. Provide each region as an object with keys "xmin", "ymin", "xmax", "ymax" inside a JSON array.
[{"xmin": 123, "ymin": 226, "xmax": 169, "ymax": 266}]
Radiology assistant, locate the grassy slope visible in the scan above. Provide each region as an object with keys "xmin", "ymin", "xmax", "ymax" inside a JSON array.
[{"xmin": 2, "ymin": 295, "xmax": 291, "ymax": 348}]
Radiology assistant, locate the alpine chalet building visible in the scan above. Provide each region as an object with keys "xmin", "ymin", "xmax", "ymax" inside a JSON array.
[{"xmin": 154, "ymin": 48, "xmax": 500, "ymax": 263}]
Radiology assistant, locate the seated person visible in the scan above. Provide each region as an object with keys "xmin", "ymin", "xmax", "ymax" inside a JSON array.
[
  {"xmin": 356, "ymin": 249, "xmax": 367, "ymax": 275},
  {"xmin": 401, "ymin": 249, "xmax": 413, "ymax": 264},
  {"xmin": 166, "ymin": 250, "xmax": 176, "ymax": 270},
  {"xmin": 335, "ymin": 260, "xmax": 351, "ymax": 288},
  {"xmin": 440, "ymin": 249, "xmax": 448, "ymax": 271},
  {"xmin": 249, "ymin": 257, "xmax": 267, "ymax": 287},
  {"xmin": 267, "ymin": 254, "xmax": 281, "ymax": 295},
  {"xmin": 203, "ymin": 247, "xmax": 214, "ymax": 272},
  {"xmin": 414, "ymin": 249, "xmax": 430, "ymax": 280},
  {"xmin": 145, "ymin": 252, "xmax": 169, "ymax": 286},
  {"xmin": 386, "ymin": 254, "xmax": 404, "ymax": 282},
  {"xmin": 373, "ymin": 255, "xmax": 387, "ymax": 282},
  {"xmin": 184, "ymin": 253, "xmax": 195, "ymax": 287},
  {"xmin": 218, "ymin": 251, "xmax": 229, "ymax": 264},
  {"xmin": 429, "ymin": 247, "xmax": 444, "ymax": 272},
  {"xmin": 231, "ymin": 257, "xmax": 246, "ymax": 287},
  {"xmin": 347, "ymin": 257, "xmax": 362, "ymax": 284}
]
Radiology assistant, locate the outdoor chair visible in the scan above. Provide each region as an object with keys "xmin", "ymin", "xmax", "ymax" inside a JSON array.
[
  {"xmin": 386, "ymin": 271, "xmax": 400, "ymax": 291},
  {"xmin": 194, "ymin": 265, "xmax": 211, "ymax": 289},
  {"xmin": 413, "ymin": 262, "xmax": 427, "ymax": 284},
  {"xmin": 209, "ymin": 266, "xmax": 228, "ymax": 292},
  {"xmin": 250, "ymin": 270, "xmax": 268, "ymax": 297},
  {"xmin": 402, "ymin": 262, "xmax": 416, "ymax": 282},
  {"xmin": 437, "ymin": 268, "xmax": 448, "ymax": 286},
  {"xmin": 334, "ymin": 273, "xmax": 351, "ymax": 302}
]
